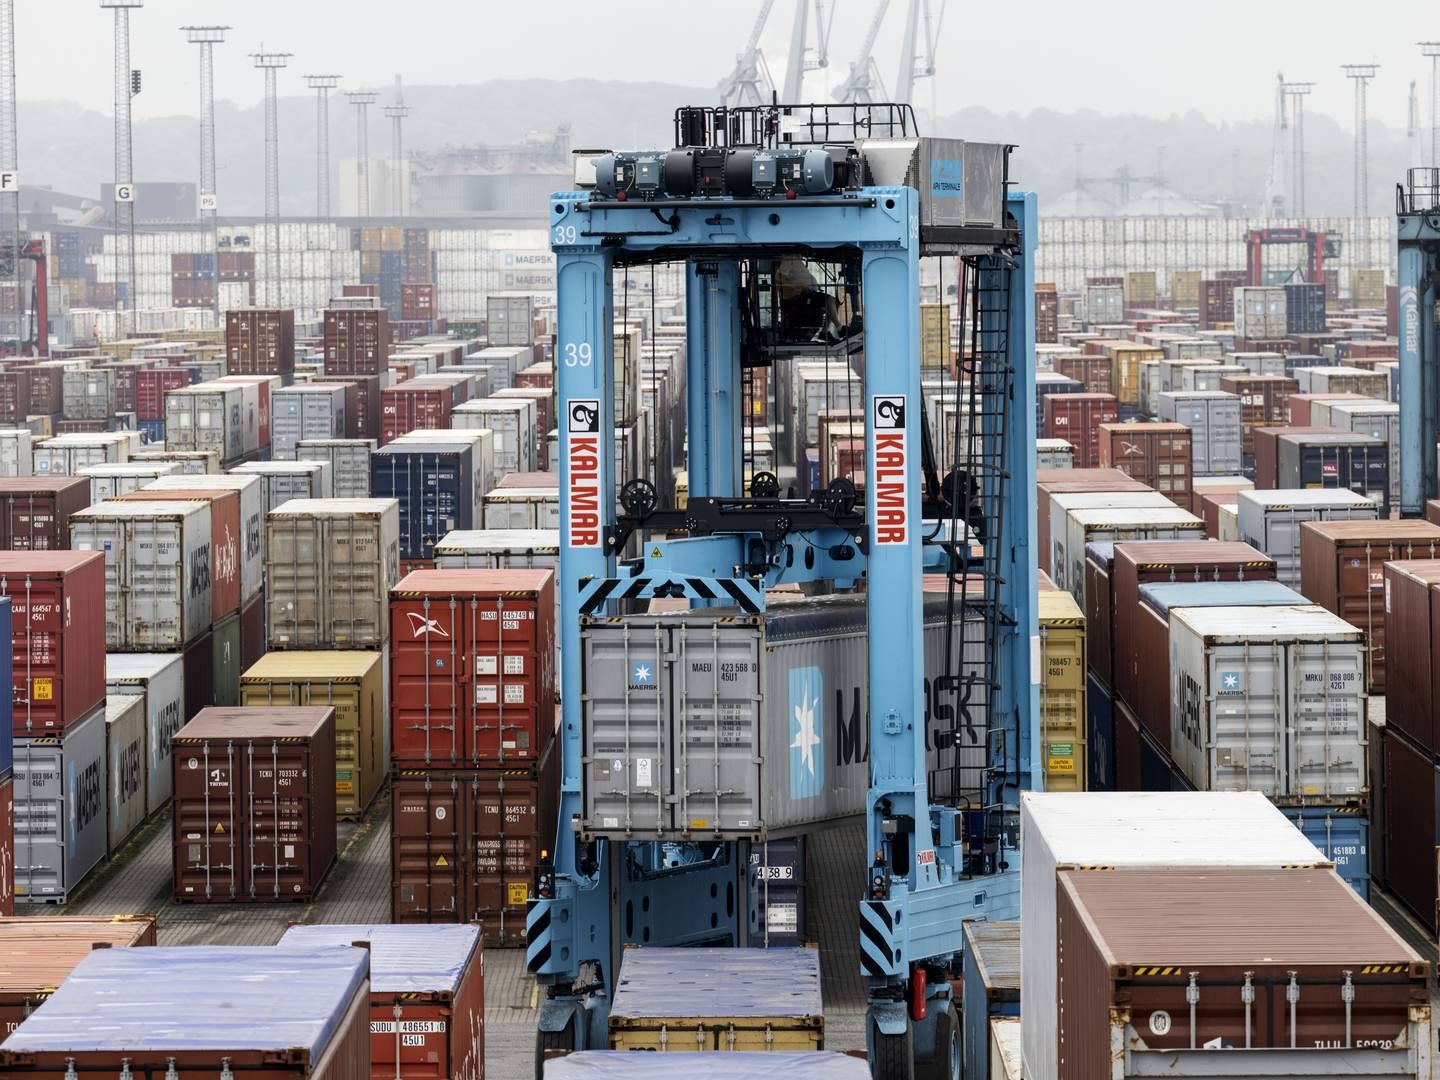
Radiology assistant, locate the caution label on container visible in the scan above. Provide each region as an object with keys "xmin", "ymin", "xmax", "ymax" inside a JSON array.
[
  {"xmin": 31, "ymin": 678, "xmax": 51, "ymax": 702},
  {"xmin": 508, "ymin": 882, "xmax": 529, "ymax": 905}
]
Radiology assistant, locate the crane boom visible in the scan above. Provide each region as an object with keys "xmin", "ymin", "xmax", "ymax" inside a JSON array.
[
  {"xmin": 834, "ymin": 0, "xmax": 892, "ymax": 103},
  {"xmin": 719, "ymin": 0, "xmax": 778, "ymax": 107},
  {"xmin": 782, "ymin": 0, "xmax": 810, "ymax": 102},
  {"xmin": 897, "ymin": 0, "xmax": 946, "ymax": 106}
]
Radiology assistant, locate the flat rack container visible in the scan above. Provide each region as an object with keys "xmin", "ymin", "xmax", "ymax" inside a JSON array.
[{"xmin": 0, "ymin": 915, "xmax": 155, "ymax": 1038}]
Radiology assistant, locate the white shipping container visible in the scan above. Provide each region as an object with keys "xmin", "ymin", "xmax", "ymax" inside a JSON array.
[
  {"xmin": 1035, "ymin": 439, "xmax": 1073, "ymax": 470},
  {"xmin": 61, "ymin": 367, "xmax": 117, "ymax": 420},
  {"xmin": 1313, "ymin": 399, "xmax": 1400, "ymax": 506},
  {"xmin": 433, "ymin": 528, "xmax": 558, "ymax": 570},
  {"xmin": 271, "ymin": 384, "xmax": 348, "ymax": 459},
  {"xmin": 79, "ymin": 461, "xmax": 180, "ymax": 502},
  {"xmin": 1019, "ymin": 791, "xmax": 1330, "ymax": 1080},
  {"xmin": 142, "ymin": 473, "xmax": 264, "ymax": 602},
  {"xmin": 1169, "ymin": 605, "xmax": 1366, "ymax": 802},
  {"xmin": 104, "ymin": 692, "xmax": 147, "ymax": 853},
  {"xmin": 481, "ymin": 487, "xmax": 560, "ymax": 529},
  {"xmin": 34, "ymin": 432, "xmax": 133, "ymax": 474},
  {"xmin": 1233, "ymin": 286, "xmax": 1287, "ymax": 340},
  {"xmin": 295, "ymin": 438, "xmax": 375, "ymax": 498},
  {"xmin": 1047, "ymin": 491, "xmax": 1177, "ymax": 590},
  {"xmin": 1063, "ymin": 505, "xmax": 1206, "ymax": 609},
  {"xmin": 130, "ymin": 448, "xmax": 220, "ymax": 475},
  {"xmin": 1237, "ymin": 488, "xmax": 1379, "ymax": 587},
  {"xmin": 164, "ymin": 382, "xmax": 246, "ymax": 463},
  {"xmin": 230, "ymin": 460, "xmax": 333, "ymax": 509},
  {"xmin": 0, "ymin": 427, "xmax": 33, "ymax": 475},
  {"xmin": 1156, "ymin": 390, "xmax": 1243, "ymax": 475},
  {"xmin": 452, "ymin": 398, "xmax": 535, "ymax": 481},
  {"xmin": 1217, "ymin": 501, "xmax": 1239, "ymax": 541},
  {"xmin": 1233, "ymin": 351, "xmax": 1286, "ymax": 377},
  {"xmin": 70, "ymin": 499, "xmax": 214, "ymax": 650},
  {"xmin": 106, "ymin": 651, "xmax": 185, "ymax": 814}
]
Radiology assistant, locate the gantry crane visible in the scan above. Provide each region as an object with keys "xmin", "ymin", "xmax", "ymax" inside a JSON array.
[
  {"xmin": 834, "ymin": 0, "xmax": 892, "ymax": 103},
  {"xmin": 526, "ymin": 103, "xmax": 1039, "ymax": 1080},
  {"xmin": 719, "ymin": 0, "xmax": 779, "ymax": 107},
  {"xmin": 895, "ymin": 0, "xmax": 946, "ymax": 107}
]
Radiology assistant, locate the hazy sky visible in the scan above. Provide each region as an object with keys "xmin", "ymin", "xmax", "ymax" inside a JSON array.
[{"xmin": 16, "ymin": 1, "xmax": 1426, "ymax": 130}]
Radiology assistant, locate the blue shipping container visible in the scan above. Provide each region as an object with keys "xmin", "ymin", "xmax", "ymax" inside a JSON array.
[
  {"xmin": 372, "ymin": 442, "xmax": 482, "ymax": 562},
  {"xmin": 1290, "ymin": 807, "xmax": 1369, "ymax": 899},
  {"xmin": 1086, "ymin": 670, "xmax": 1114, "ymax": 792},
  {"xmin": 962, "ymin": 920, "xmax": 1019, "ymax": 1080},
  {"xmin": 138, "ymin": 419, "xmax": 165, "ymax": 445},
  {"xmin": 1138, "ymin": 725, "xmax": 1172, "ymax": 792},
  {"xmin": 747, "ymin": 837, "xmax": 806, "ymax": 948}
]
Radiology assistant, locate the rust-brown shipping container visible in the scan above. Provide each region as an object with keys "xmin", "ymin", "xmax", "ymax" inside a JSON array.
[
  {"xmin": 391, "ymin": 749, "xmax": 559, "ymax": 945},
  {"xmin": 1381, "ymin": 725, "xmax": 1440, "ymax": 931},
  {"xmin": 1083, "ymin": 545, "xmax": 1113, "ymax": 688},
  {"xmin": 0, "ymin": 944, "xmax": 371, "ymax": 1078},
  {"xmin": 0, "ymin": 914, "xmax": 155, "ymax": 1038},
  {"xmin": 1300, "ymin": 520, "xmax": 1440, "ymax": 693},
  {"xmin": 1036, "ymin": 470, "xmax": 1151, "ymax": 575},
  {"xmin": 0, "ymin": 776, "xmax": 10, "ymax": 917},
  {"xmin": 1252, "ymin": 425, "xmax": 1344, "ymax": 489},
  {"xmin": 1113, "ymin": 698, "xmax": 1142, "ymax": 791},
  {"xmin": 0, "ymin": 476, "xmax": 90, "ymax": 550},
  {"xmin": 1219, "ymin": 373, "xmax": 1297, "ymax": 455},
  {"xmin": 13, "ymin": 365, "xmax": 61, "ymax": 416},
  {"xmin": 1111, "ymin": 541, "xmax": 1277, "ymax": 726},
  {"xmin": 1198, "ymin": 278, "xmax": 1236, "ymax": 331},
  {"xmin": 172, "ymin": 706, "xmax": 337, "ymax": 903},
  {"xmin": 0, "ymin": 369, "xmax": 30, "ymax": 425},
  {"xmin": 1382, "ymin": 559, "xmax": 1440, "ymax": 756},
  {"xmin": 1042, "ymin": 393, "xmax": 1118, "ymax": 469},
  {"xmin": 1428, "ymin": 499, "xmax": 1440, "ymax": 526},
  {"xmin": 277, "ymin": 923, "xmax": 484, "ymax": 1080},
  {"xmin": 1053, "ymin": 354, "xmax": 1112, "ymax": 396},
  {"xmin": 1053, "ymin": 867, "xmax": 1428, "ymax": 1080},
  {"xmin": 324, "ymin": 308, "xmax": 391, "ymax": 377},
  {"xmin": 1286, "ymin": 391, "xmax": 1369, "ymax": 426},
  {"xmin": 1095, "ymin": 422, "xmax": 1191, "ymax": 502},
  {"xmin": 226, "ymin": 308, "xmax": 296, "ymax": 381}
]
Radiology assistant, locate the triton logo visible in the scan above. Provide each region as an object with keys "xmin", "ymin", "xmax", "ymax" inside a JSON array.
[
  {"xmin": 406, "ymin": 612, "xmax": 450, "ymax": 638},
  {"xmin": 567, "ymin": 398, "xmax": 602, "ymax": 549},
  {"xmin": 872, "ymin": 395, "xmax": 908, "ymax": 545}
]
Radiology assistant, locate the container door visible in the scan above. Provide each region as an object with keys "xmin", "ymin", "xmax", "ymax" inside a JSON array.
[
  {"xmin": 1287, "ymin": 639, "xmax": 1366, "ymax": 803},
  {"xmin": 1292, "ymin": 808, "xmax": 1369, "ymax": 898},
  {"xmin": 672, "ymin": 622, "xmax": 762, "ymax": 834},
  {"xmin": 581, "ymin": 622, "xmax": 669, "ymax": 835},
  {"xmin": 244, "ymin": 736, "xmax": 323, "ymax": 899},
  {"xmin": 466, "ymin": 589, "xmax": 544, "ymax": 764},
  {"xmin": 266, "ymin": 515, "xmax": 323, "ymax": 646},
  {"xmin": 392, "ymin": 594, "xmax": 466, "ymax": 766},
  {"xmin": 1262, "ymin": 510, "xmax": 1306, "ymax": 587},
  {"xmin": 1203, "ymin": 639, "xmax": 1285, "ymax": 796},
  {"xmin": 468, "ymin": 770, "xmax": 544, "ymax": 945},
  {"xmin": 1039, "ymin": 620, "xmax": 1086, "ymax": 792},
  {"xmin": 173, "ymin": 735, "xmax": 244, "ymax": 900},
  {"xmin": 324, "ymin": 683, "xmax": 367, "ymax": 819},
  {"xmin": 392, "ymin": 772, "xmax": 464, "ymax": 922}
]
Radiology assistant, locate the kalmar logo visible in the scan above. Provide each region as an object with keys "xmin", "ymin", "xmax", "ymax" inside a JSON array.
[
  {"xmin": 567, "ymin": 398, "xmax": 602, "ymax": 549},
  {"xmin": 872, "ymin": 395, "xmax": 908, "ymax": 546}
]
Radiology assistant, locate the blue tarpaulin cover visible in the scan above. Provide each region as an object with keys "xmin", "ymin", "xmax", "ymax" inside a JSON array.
[
  {"xmin": 3, "ymin": 946, "xmax": 368, "ymax": 1054},
  {"xmin": 546, "ymin": 1051, "xmax": 870, "ymax": 1078},
  {"xmin": 610, "ymin": 948, "xmax": 822, "ymax": 1020},
  {"xmin": 1138, "ymin": 580, "xmax": 1305, "ymax": 616},
  {"xmin": 278, "ymin": 923, "xmax": 479, "ymax": 994}
]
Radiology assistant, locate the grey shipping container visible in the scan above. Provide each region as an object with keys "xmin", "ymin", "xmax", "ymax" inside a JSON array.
[
  {"xmin": 1237, "ymin": 488, "xmax": 1379, "ymax": 588},
  {"xmin": 104, "ymin": 693, "xmax": 147, "ymax": 853},
  {"xmin": 296, "ymin": 438, "xmax": 375, "ymax": 498},
  {"xmin": 231, "ymin": 460, "xmax": 333, "ymax": 509},
  {"xmin": 270, "ymin": 384, "xmax": 349, "ymax": 460},
  {"xmin": 61, "ymin": 368, "xmax": 117, "ymax": 421},
  {"xmin": 78, "ymin": 461, "xmax": 179, "ymax": 502},
  {"xmin": 579, "ymin": 594, "xmax": 986, "ymax": 838},
  {"xmin": 130, "ymin": 448, "xmax": 221, "ymax": 475},
  {"xmin": 106, "ymin": 651, "xmax": 185, "ymax": 814},
  {"xmin": 963, "ymin": 920, "xmax": 1020, "ymax": 1080},
  {"xmin": 1276, "ymin": 431, "xmax": 1390, "ymax": 510},
  {"xmin": 142, "ymin": 473, "xmax": 264, "ymax": 602},
  {"xmin": 13, "ymin": 702, "xmax": 107, "ymax": 904},
  {"xmin": 164, "ymin": 383, "xmax": 246, "ymax": 463},
  {"xmin": 486, "ymin": 294, "xmax": 535, "ymax": 346},
  {"xmin": 1156, "ymin": 390, "xmax": 1243, "ymax": 475}
]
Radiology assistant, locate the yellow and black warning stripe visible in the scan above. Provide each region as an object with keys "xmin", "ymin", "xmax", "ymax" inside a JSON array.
[
  {"xmin": 1131, "ymin": 966, "xmax": 1183, "ymax": 976},
  {"xmin": 1360, "ymin": 964, "xmax": 1408, "ymax": 974}
]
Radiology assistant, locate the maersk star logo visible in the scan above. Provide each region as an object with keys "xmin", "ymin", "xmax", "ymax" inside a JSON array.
[
  {"xmin": 788, "ymin": 666, "xmax": 824, "ymax": 800},
  {"xmin": 1220, "ymin": 671, "xmax": 1242, "ymax": 692},
  {"xmin": 630, "ymin": 662, "xmax": 654, "ymax": 689}
]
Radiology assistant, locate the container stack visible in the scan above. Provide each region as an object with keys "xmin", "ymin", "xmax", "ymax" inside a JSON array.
[{"xmin": 389, "ymin": 567, "xmax": 558, "ymax": 944}]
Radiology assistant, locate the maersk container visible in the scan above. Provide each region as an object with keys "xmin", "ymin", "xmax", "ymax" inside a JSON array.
[
  {"xmin": 372, "ymin": 441, "xmax": 484, "ymax": 563},
  {"xmin": 296, "ymin": 437, "xmax": 375, "ymax": 498},
  {"xmin": 78, "ymin": 461, "xmax": 179, "ymax": 502},
  {"xmin": 1156, "ymin": 389, "xmax": 1243, "ymax": 475},
  {"xmin": 164, "ymin": 382, "xmax": 246, "ymax": 463},
  {"xmin": 1062, "ymin": 506, "xmax": 1206, "ymax": 611},
  {"xmin": 579, "ymin": 594, "xmax": 986, "ymax": 839},
  {"xmin": 105, "ymin": 651, "xmax": 184, "ymax": 814},
  {"xmin": 231, "ymin": 459, "xmax": 334, "ymax": 509},
  {"xmin": 1288, "ymin": 805, "xmax": 1369, "ymax": 898},
  {"xmin": 481, "ymin": 486, "xmax": 560, "ymax": 529},
  {"xmin": 1046, "ymin": 491, "xmax": 1176, "ymax": 591},
  {"xmin": 104, "ymin": 692, "xmax": 146, "ymax": 854},
  {"xmin": 141, "ymin": 473, "xmax": 264, "ymax": 602},
  {"xmin": 452, "ymin": 396, "xmax": 535, "ymax": 481},
  {"xmin": 1168, "ymin": 604, "xmax": 1366, "ymax": 804},
  {"xmin": 69, "ymin": 500, "xmax": 214, "ymax": 650},
  {"xmin": 270, "ymin": 383, "xmax": 348, "ymax": 459},
  {"xmin": 13, "ymin": 702, "xmax": 107, "ymax": 904},
  {"xmin": 962, "ymin": 919, "xmax": 1020, "ymax": 1080},
  {"xmin": 1035, "ymin": 438, "xmax": 1073, "ymax": 470},
  {"xmin": 1019, "ymin": 791, "xmax": 1332, "ymax": 1080},
  {"xmin": 1237, "ymin": 488, "xmax": 1379, "ymax": 587}
]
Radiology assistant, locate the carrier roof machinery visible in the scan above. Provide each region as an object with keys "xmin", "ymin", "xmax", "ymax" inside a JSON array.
[{"xmin": 527, "ymin": 102, "xmax": 1040, "ymax": 1080}]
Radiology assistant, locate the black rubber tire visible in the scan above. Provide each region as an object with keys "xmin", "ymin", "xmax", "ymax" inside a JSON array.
[
  {"xmin": 534, "ymin": 1014, "xmax": 578, "ymax": 1079},
  {"xmin": 870, "ymin": 1013, "xmax": 915, "ymax": 1080},
  {"xmin": 916, "ymin": 1002, "xmax": 960, "ymax": 1080}
]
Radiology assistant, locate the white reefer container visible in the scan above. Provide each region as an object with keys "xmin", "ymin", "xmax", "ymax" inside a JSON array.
[
  {"xmin": 105, "ymin": 651, "xmax": 185, "ymax": 814},
  {"xmin": 1061, "ymin": 504, "xmax": 1205, "ymax": 607},
  {"xmin": 295, "ymin": 437, "xmax": 374, "ymax": 498},
  {"xmin": 1047, "ymin": 491, "xmax": 1177, "ymax": 590},
  {"xmin": 0, "ymin": 427, "xmax": 33, "ymax": 475},
  {"xmin": 1019, "ymin": 791, "xmax": 1331, "ymax": 1080},
  {"xmin": 141, "ymin": 472, "xmax": 264, "ymax": 601},
  {"xmin": 70, "ymin": 499, "xmax": 214, "ymax": 650},
  {"xmin": 1156, "ymin": 390, "xmax": 1243, "ymax": 475},
  {"xmin": 453, "ymin": 397, "xmax": 535, "ymax": 481},
  {"xmin": 1169, "ymin": 604, "xmax": 1366, "ymax": 803},
  {"xmin": 34, "ymin": 432, "xmax": 134, "ymax": 474},
  {"xmin": 230, "ymin": 459, "xmax": 333, "ymax": 508},
  {"xmin": 1237, "ymin": 488, "xmax": 1379, "ymax": 587},
  {"xmin": 79, "ymin": 461, "xmax": 179, "ymax": 502},
  {"xmin": 164, "ymin": 382, "xmax": 246, "ymax": 463},
  {"xmin": 481, "ymin": 486, "xmax": 560, "ymax": 529}
]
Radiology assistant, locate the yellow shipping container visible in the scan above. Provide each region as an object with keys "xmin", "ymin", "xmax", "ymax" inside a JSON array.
[
  {"xmin": 1170, "ymin": 270, "xmax": 1202, "ymax": 307},
  {"xmin": 239, "ymin": 650, "xmax": 386, "ymax": 819},
  {"xmin": 1038, "ymin": 589, "xmax": 1086, "ymax": 791},
  {"xmin": 1123, "ymin": 270, "xmax": 1157, "ymax": 306},
  {"xmin": 1105, "ymin": 342, "xmax": 1162, "ymax": 407},
  {"xmin": 920, "ymin": 302, "xmax": 950, "ymax": 370},
  {"xmin": 1350, "ymin": 268, "xmax": 1385, "ymax": 307},
  {"xmin": 380, "ymin": 227, "xmax": 404, "ymax": 252}
]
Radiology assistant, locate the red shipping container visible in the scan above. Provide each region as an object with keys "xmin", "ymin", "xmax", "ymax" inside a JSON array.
[
  {"xmin": 1042, "ymin": 393, "xmax": 1119, "ymax": 469},
  {"xmin": 1095, "ymin": 422, "xmax": 1192, "ymax": 502},
  {"xmin": 0, "ymin": 477, "xmax": 91, "ymax": 550},
  {"xmin": 1198, "ymin": 279, "xmax": 1235, "ymax": 331},
  {"xmin": 1035, "ymin": 470, "xmax": 1150, "ymax": 575},
  {"xmin": 391, "ymin": 753, "xmax": 559, "ymax": 944},
  {"xmin": 389, "ymin": 360, "xmax": 417, "ymax": 384},
  {"xmin": 1083, "ymin": 547, "xmax": 1113, "ymax": 687},
  {"xmin": 343, "ymin": 283, "xmax": 380, "ymax": 298},
  {"xmin": 136, "ymin": 367, "xmax": 193, "ymax": 421},
  {"xmin": 1286, "ymin": 392, "xmax": 1369, "ymax": 427},
  {"xmin": 324, "ymin": 308, "xmax": 391, "ymax": 376},
  {"xmin": 107, "ymin": 360, "xmax": 152, "ymax": 415},
  {"xmin": 1053, "ymin": 354, "xmax": 1113, "ymax": 396},
  {"xmin": 514, "ymin": 364, "xmax": 554, "ymax": 391},
  {"xmin": 1251, "ymin": 425, "xmax": 1343, "ymax": 489},
  {"xmin": 15, "ymin": 365, "xmax": 61, "ymax": 416},
  {"xmin": 0, "ymin": 776, "xmax": 10, "ymax": 918},
  {"xmin": 225, "ymin": 308, "xmax": 295, "ymax": 380},
  {"xmin": 400, "ymin": 283, "xmax": 437, "ymax": 322},
  {"xmin": 328, "ymin": 374, "xmax": 382, "ymax": 441},
  {"xmin": 1382, "ymin": 560, "xmax": 1440, "ymax": 755},
  {"xmin": 115, "ymin": 489, "xmax": 242, "ymax": 621},
  {"xmin": 171, "ymin": 706, "xmax": 337, "ymax": 903},
  {"xmin": 1381, "ymin": 725, "xmax": 1440, "ymax": 930},
  {"xmin": 0, "ymin": 550, "xmax": 106, "ymax": 737},
  {"xmin": 0, "ymin": 370, "xmax": 30, "ymax": 425},
  {"xmin": 390, "ymin": 569, "xmax": 556, "ymax": 766},
  {"xmin": 381, "ymin": 382, "xmax": 456, "ymax": 444}
]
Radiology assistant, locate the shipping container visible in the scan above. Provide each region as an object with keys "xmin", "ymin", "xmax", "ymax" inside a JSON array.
[
  {"xmin": 1251, "ymin": 425, "xmax": 1343, "ymax": 488},
  {"xmin": 0, "ymin": 915, "xmax": 156, "ymax": 1037},
  {"xmin": 480, "ymin": 485, "xmax": 560, "ymax": 530},
  {"xmin": 226, "ymin": 308, "xmax": 295, "ymax": 380},
  {"xmin": 70, "ymin": 499, "xmax": 216, "ymax": 650},
  {"xmin": 1286, "ymin": 805, "xmax": 1369, "ymax": 898},
  {"xmin": 1218, "ymin": 374, "xmax": 1296, "ymax": 455},
  {"xmin": 1036, "ymin": 471, "xmax": 1152, "ymax": 576},
  {"xmin": 452, "ymin": 396, "xmax": 536, "ymax": 480},
  {"xmin": 1301, "ymin": 520, "xmax": 1440, "ymax": 692},
  {"xmin": 1237, "ymin": 488, "xmax": 1379, "ymax": 587},
  {"xmin": 962, "ymin": 920, "xmax": 1020, "ymax": 1080},
  {"xmin": 210, "ymin": 610, "xmax": 242, "ymax": 707},
  {"xmin": 296, "ymin": 437, "xmax": 375, "ymax": 498},
  {"xmin": 60, "ymin": 367, "xmax": 115, "ymax": 421},
  {"xmin": 103, "ymin": 692, "xmax": 146, "ymax": 853},
  {"xmin": 0, "ymin": 945, "xmax": 372, "ymax": 1077},
  {"xmin": 277, "ymin": 924, "xmax": 484, "ymax": 1080},
  {"xmin": 391, "ymin": 754, "xmax": 558, "ymax": 942},
  {"xmin": 324, "ymin": 307, "xmax": 390, "ymax": 376},
  {"xmin": 1019, "ymin": 791, "xmax": 1332, "ymax": 1080},
  {"xmin": 0, "ymin": 551, "xmax": 106, "ymax": 738},
  {"xmin": 267, "ymin": 498, "xmax": 401, "ymax": 649},
  {"xmin": 131, "ymin": 447, "xmax": 220, "ymax": 475},
  {"xmin": 747, "ymin": 836, "xmax": 806, "ymax": 947},
  {"xmin": 171, "ymin": 706, "xmax": 337, "ymax": 903},
  {"xmin": 1063, "ymin": 507, "xmax": 1207, "ymax": 611},
  {"xmin": 33, "ymin": 432, "xmax": 134, "ymax": 474},
  {"xmin": 77, "ymin": 460, "xmax": 178, "ymax": 501},
  {"xmin": 1294, "ymin": 364, "xmax": 1388, "ymax": 398},
  {"xmin": 1052, "ymin": 867, "xmax": 1426, "ymax": 1080},
  {"xmin": 0, "ymin": 776, "xmax": 9, "ymax": 915},
  {"xmin": 240, "ymin": 651, "xmax": 385, "ymax": 820},
  {"xmin": 1035, "ymin": 438, "xmax": 1073, "ymax": 469},
  {"xmin": 1094, "ymin": 422, "xmax": 1190, "ymax": 500},
  {"xmin": 380, "ymin": 379, "xmax": 463, "ymax": 444},
  {"xmin": 1083, "ymin": 543, "xmax": 1115, "ymax": 689},
  {"xmin": 1168, "ymin": 605, "xmax": 1365, "ymax": 803},
  {"xmin": 1313, "ymin": 398, "xmax": 1400, "ymax": 506},
  {"xmin": 1381, "ymin": 725, "xmax": 1440, "ymax": 929},
  {"xmin": 0, "ymin": 371, "xmax": 31, "ymax": 426},
  {"xmin": 545, "ymin": 1053, "xmax": 870, "ymax": 1078},
  {"xmin": 1382, "ymin": 560, "xmax": 1440, "ymax": 754},
  {"xmin": 372, "ymin": 441, "xmax": 486, "ymax": 563},
  {"xmin": 271, "ymin": 384, "xmax": 349, "ymax": 459},
  {"xmin": 231, "ymin": 460, "xmax": 333, "ymax": 509},
  {"xmin": 0, "ymin": 428, "xmax": 32, "ymax": 476},
  {"xmin": 1042, "ymin": 393, "xmax": 1118, "ymax": 468},
  {"xmin": 608, "ymin": 948, "xmax": 823, "ymax": 1052},
  {"xmin": 1156, "ymin": 390, "xmax": 1243, "ymax": 475},
  {"xmin": 1038, "ymin": 589, "xmax": 1086, "ymax": 791},
  {"xmin": 13, "ymin": 702, "xmax": 106, "ymax": 904},
  {"xmin": 109, "ymin": 489, "xmax": 242, "ymax": 622},
  {"xmin": 105, "ymin": 651, "xmax": 184, "ymax": 814},
  {"xmin": 390, "ymin": 569, "xmax": 554, "ymax": 766},
  {"xmin": 164, "ymin": 382, "xmax": 246, "ymax": 463},
  {"xmin": 136, "ymin": 473, "xmax": 264, "ymax": 603},
  {"xmin": 1047, "ymin": 492, "xmax": 1178, "ymax": 591}
]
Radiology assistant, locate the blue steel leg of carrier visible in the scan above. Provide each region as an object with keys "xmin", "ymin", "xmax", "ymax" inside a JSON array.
[
  {"xmin": 686, "ymin": 259, "xmax": 742, "ymax": 500},
  {"xmin": 1397, "ymin": 203, "xmax": 1439, "ymax": 516}
]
